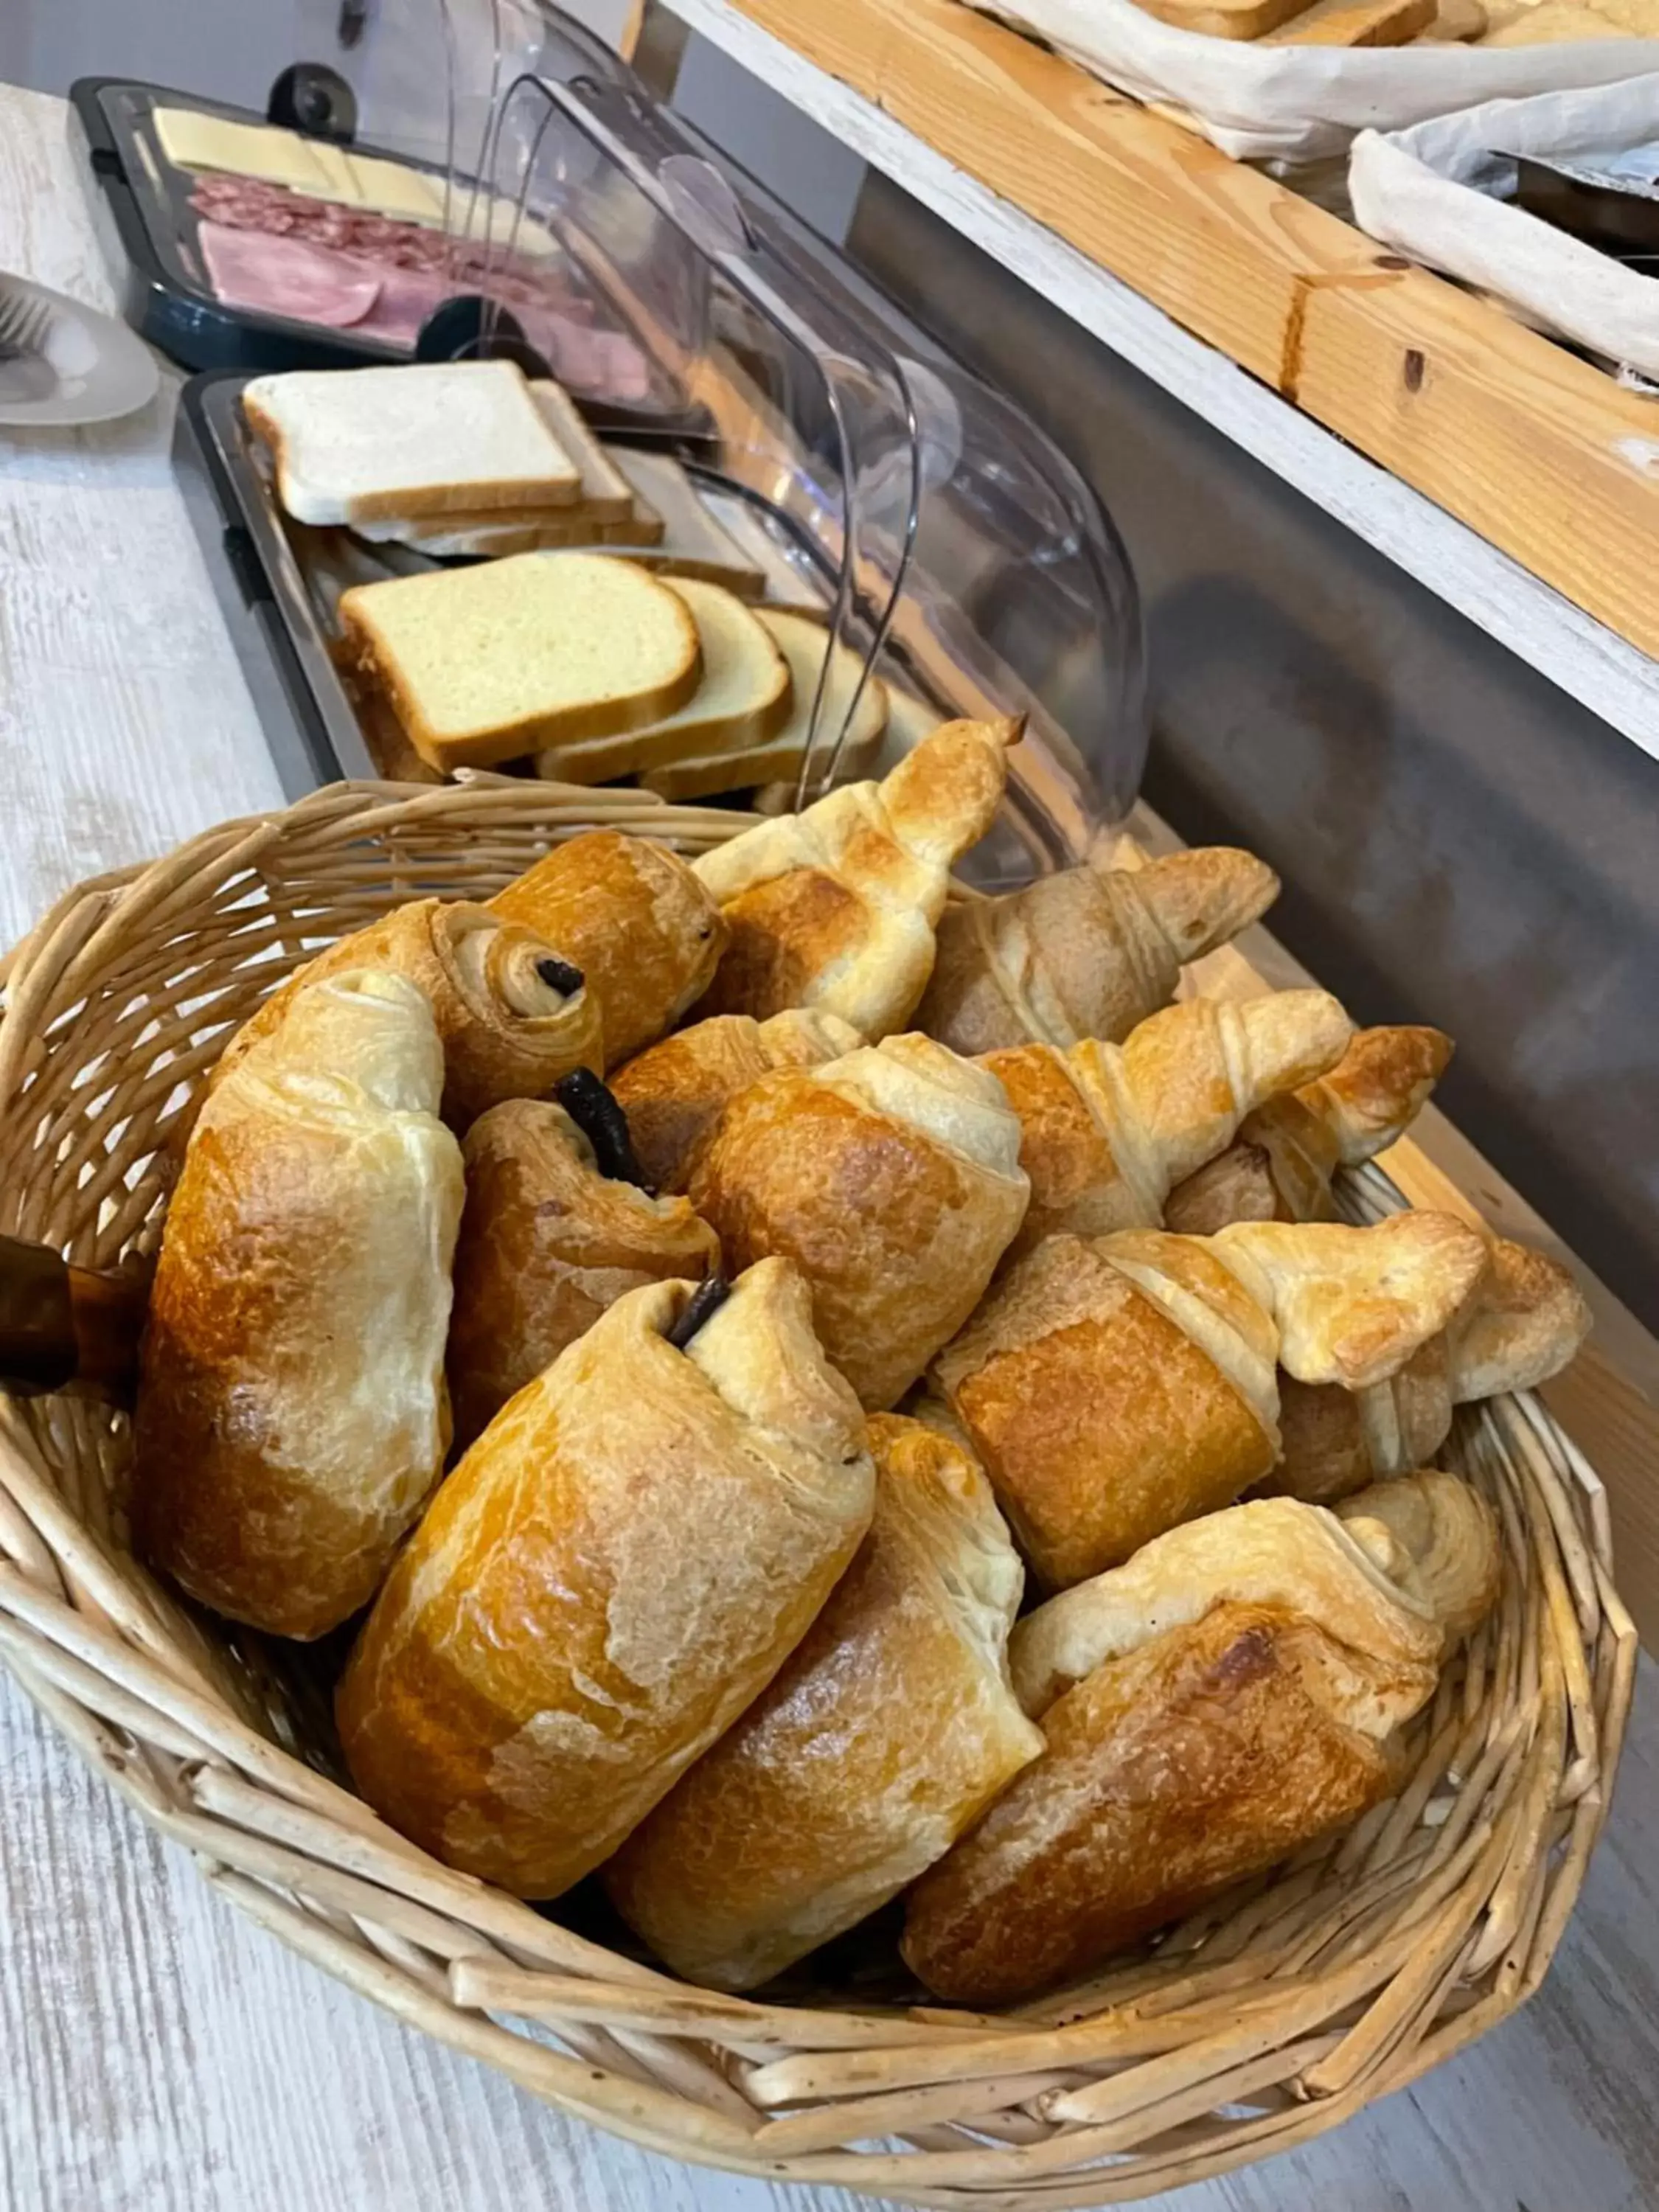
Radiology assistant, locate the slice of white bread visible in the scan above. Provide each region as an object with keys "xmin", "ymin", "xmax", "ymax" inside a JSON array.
[
  {"xmin": 610, "ymin": 449, "xmax": 734, "ymax": 546},
  {"xmin": 642, "ymin": 608, "xmax": 889, "ymax": 801},
  {"xmin": 754, "ymin": 678, "xmax": 936, "ymax": 811},
  {"xmin": 352, "ymin": 382, "xmax": 647, "ymax": 543},
  {"xmin": 434, "ymin": 447, "xmax": 768, "ymax": 593},
  {"xmin": 353, "ymin": 388, "xmax": 649, "ymax": 547},
  {"xmin": 244, "ymin": 361, "xmax": 582, "ymax": 526},
  {"xmin": 532, "ymin": 577, "xmax": 793, "ymax": 782},
  {"xmin": 526, "ymin": 383, "xmax": 637, "ymax": 521},
  {"xmin": 340, "ymin": 552, "xmax": 703, "ymax": 773},
  {"xmin": 364, "ymin": 509, "xmax": 667, "ymax": 559}
]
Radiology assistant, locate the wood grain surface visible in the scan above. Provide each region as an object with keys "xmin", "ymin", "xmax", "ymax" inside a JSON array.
[
  {"xmin": 1, "ymin": 76, "xmax": 1657, "ymax": 2212},
  {"xmin": 717, "ymin": 0, "xmax": 1659, "ymax": 667}
]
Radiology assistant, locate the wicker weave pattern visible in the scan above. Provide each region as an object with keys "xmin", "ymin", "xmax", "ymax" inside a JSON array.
[{"xmin": 0, "ymin": 782, "xmax": 1636, "ymax": 2208}]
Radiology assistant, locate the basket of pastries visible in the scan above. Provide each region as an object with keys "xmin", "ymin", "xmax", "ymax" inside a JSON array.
[{"xmin": 0, "ymin": 723, "xmax": 1635, "ymax": 2206}]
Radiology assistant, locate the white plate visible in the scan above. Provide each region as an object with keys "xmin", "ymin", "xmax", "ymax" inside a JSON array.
[{"xmin": 0, "ymin": 274, "xmax": 160, "ymax": 429}]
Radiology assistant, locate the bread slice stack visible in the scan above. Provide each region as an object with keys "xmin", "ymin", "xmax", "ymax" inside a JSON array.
[
  {"xmin": 364, "ymin": 438, "xmax": 769, "ymax": 599},
  {"xmin": 245, "ymin": 361, "xmax": 586, "ymax": 526},
  {"xmin": 534, "ymin": 580, "xmax": 795, "ymax": 785},
  {"xmin": 250, "ymin": 359, "xmax": 911, "ymax": 789},
  {"xmin": 338, "ymin": 554, "xmax": 705, "ymax": 773},
  {"xmin": 351, "ymin": 382, "xmax": 664, "ymax": 556},
  {"xmin": 245, "ymin": 360, "xmax": 669, "ymax": 551},
  {"xmin": 642, "ymin": 609, "xmax": 891, "ymax": 801},
  {"xmin": 342, "ymin": 548, "xmax": 908, "ymax": 787}
]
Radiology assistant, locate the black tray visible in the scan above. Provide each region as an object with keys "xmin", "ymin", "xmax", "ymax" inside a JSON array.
[{"xmin": 69, "ymin": 68, "xmax": 686, "ymax": 425}]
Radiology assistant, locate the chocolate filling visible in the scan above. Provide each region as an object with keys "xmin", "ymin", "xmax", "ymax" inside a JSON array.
[
  {"xmin": 666, "ymin": 1274, "xmax": 731, "ymax": 1350},
  {"xmin": 535, "ymin": 956, "xmax": 585, "ymax": 997},
  {"xmin": 552, "ymin": 1068, "xmax": 652, "ymax": 1189}
]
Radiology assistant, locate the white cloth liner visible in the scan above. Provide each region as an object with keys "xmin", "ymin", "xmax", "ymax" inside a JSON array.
[
  {"xmin": 1349, "ymin": 74, "xmax": 1659, "ymax": 377},
  {"xmin": 973, "ymin": 0, "xmax": 1659, "ymax": 160}
]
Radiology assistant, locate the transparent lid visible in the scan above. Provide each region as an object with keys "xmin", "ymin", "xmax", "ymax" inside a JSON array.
[
  {"xmin": 101, "ymin": 0, "xmax": 1144, "ymax": 855},
  {"xmin": 456, "ymin": 46, "xmax": 1146, "ymax": 868}
]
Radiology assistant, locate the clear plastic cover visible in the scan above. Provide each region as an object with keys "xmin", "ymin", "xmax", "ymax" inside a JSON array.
[
  {"xmin": 462, "ymin": 55, "xmax": 1147, "ymax": 868},
  {"xmin": 108, "ymin": 0, "xmax": 1144, "ymax": 852}
]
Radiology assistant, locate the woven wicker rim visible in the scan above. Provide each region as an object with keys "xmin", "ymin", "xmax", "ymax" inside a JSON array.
[{"xmin": 0, "ymin": 779, "xmax": 1637, "ymax": 2209}]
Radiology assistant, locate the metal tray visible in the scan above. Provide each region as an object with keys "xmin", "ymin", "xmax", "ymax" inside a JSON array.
[{"xmin": 173, "ymin": 368, "xmax": 962, "ymax": 806}]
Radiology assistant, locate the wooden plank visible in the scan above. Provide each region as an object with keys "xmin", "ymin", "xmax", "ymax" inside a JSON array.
[
  {"xmin": 730, "ymin": 0, "xmax": 1659, "ymax": 661},
  {"xmin": 671, "ymin": 0, "xmax": 1659, "ymax": 755}
]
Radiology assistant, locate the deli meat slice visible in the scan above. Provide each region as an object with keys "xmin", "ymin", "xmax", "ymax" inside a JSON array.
[
  {"xmin": 190, "ymin": 177, "xmax": 656, "ymax": 397},
  {"xmin": 198, "ymin": 222, "xmax": 384, "ymax": 328}
]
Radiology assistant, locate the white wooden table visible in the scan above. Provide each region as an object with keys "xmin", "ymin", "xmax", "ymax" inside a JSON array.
[{"xmin": 2, "ymin": 76, "xmax": 1656, "ymax": 2212}]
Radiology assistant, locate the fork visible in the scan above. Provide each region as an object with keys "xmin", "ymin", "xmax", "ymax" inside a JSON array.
[{"xmin": 0, "ymin": 291, "xmax": 52, "ymax": 365}]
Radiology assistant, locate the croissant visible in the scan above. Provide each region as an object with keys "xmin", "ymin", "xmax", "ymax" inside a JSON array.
[
  {"xmin": 1334, "ymin": 1469, "xmax": 1503, "ymax": 1642},
  {"xmin": 902, "ymin": 1480, "xmax": 1498, "ymax": 2004},
  {"xmin": 690, "ymin": 1034, "xmax": 1030, "ymax": 1410},
  {"xmin": 933, "ymin": 1215, "xmax": 1489, "ymax": 1589},
  {"xmin": 987, "ymin": 990, "xmax": 1352, "ymax": 1261},
  {"xmin": 913, "ymin": 846, "xmax": 1279, "ymax": 1058},
  {"xmin": 609, "ymin": 1007, "xmax": 863, "ymax": 1196},
  {"xmin": 336, "ymin": 1259, "xmax": 874, "ymax": 1897},
  {"xmin": 133, "ymin": 971, "xmax": 465, "ymax": 1638},
  {"xmin": 1164, "ymin": 1025, "xmax": 1454, "ymax": 1233},
  {"xmin": 1273, "ymin": 1235, "xmax": 1590, "ymax": 1503},
  {"xmin": 691, "ymin": 717, "xmax": 1019, "ymax": 1037},
  {"xmin": 444, "ymin": 1083, "xmax": 720, "ymax": 1449},
  {"xmin": 604, "ymin": 1413, "xmax": 1043, "ymax": 1991},
  {"xmin": 207, "ymin": 897, "xmax": 601, "ymax": 1130},
  {"xmin": 489, "ymin": 830, "xmax": 727, "ymax": 1067}
]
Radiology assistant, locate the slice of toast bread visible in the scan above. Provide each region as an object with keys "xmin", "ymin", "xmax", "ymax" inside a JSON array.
[
  {"xmin": 639, "ymin": 609, "xmax": 891, "ymax": 801},
  {"xmin": 340, "ymin": 552, "xmax": 702, "ymax": 772},
  {"xmin": 532, "ymin": 578, "xmax": 793, "ymax": 783},
  {"xmin": 244, "ymin": 361, "xmax": 582, "ymax": 526}
]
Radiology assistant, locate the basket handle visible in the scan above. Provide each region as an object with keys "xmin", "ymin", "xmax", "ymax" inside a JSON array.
[{"xmin": 0, "ymin": 1236, "xmax": 146, "ymax": 1405}]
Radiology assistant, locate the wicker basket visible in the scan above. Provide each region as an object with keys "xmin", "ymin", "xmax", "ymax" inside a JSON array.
[{"xmin": 0, "ymin": 780, "xmax": 1636, "ymax": 2208}]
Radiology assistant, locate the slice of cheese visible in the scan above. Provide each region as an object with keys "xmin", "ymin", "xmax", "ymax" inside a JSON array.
[
  {"xmin": 154, "ymin": 109, "xmax": 335, "ymax": 194},
  {"xmin": 343, "ymin": 152, "xmax": 447, "ymax": 223}
]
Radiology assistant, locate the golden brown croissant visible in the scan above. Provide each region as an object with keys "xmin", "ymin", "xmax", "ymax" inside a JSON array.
[
  {"xmin": 335, "ymin": 1259, "xmax": 874, "ymax": 1897},
  {"xmin": 902, "ymin": 1481, "xmax": 1496, "ymax": 2004},
  {"xmin": 1164, "ymin": 1024, "xmax": 1454, "ymax": 1233},
  {"xmin": 445, "ymin": 1082, "xmax": 720, "ymax": 1449},
  {"xmin": 489, "ymin": 830, "xmax": 727, "ymax": 1067},
  {"xmin": 987, "ymin": 990, "xmax": 1352, "ymax": 1259},
  {"xmin": 933, "ymin": 1216, "xmax": 1489, "ymax": 1589},
  {"xmin": 913, "ymin": 846, "xmax": 1279, "ymax": 1057},
  {"xmin": 1335, "ymin": 1469, "xmax": 1502, "ymax": 1642},
  {"xmin": 609, "ymin": 1007, "xmax": 862, "ymax": 1195},
  {"xmin": 604, "ymin": 1413, "xmax": 1043, "ymax": 1990},
  {"xmin": 207, "ymin": 897, "xmax": 601, "ymax": 1130},
  {"xmin": 690, "ymin": 1034, "xmax": 1030, "ymax": 1410},
  {"xmin": 691, "ymin": 717, "xmax": 1019, "ymax": 1037},
  {"xmin": 134, "ymin": 971, "xmax": 465, "ymax": 1638},
  {"xmin": 1272, "ymin": 1236, "xmax": 1590, "ymax": 1503}
]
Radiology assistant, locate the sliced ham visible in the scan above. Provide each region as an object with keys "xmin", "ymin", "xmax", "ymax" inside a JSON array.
[
  {"xmin": 190, "ymin": 177, "xmax": 655, "ymax": 398},
  {"xmin": 198, "ymin": 222, "xmax": 384, "ymax": 328}
]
